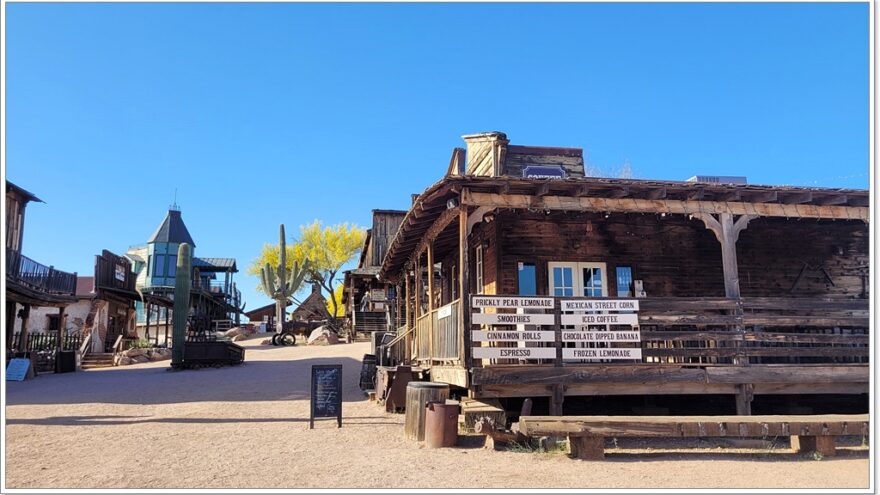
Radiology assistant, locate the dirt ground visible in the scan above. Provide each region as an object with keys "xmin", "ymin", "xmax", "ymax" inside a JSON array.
[{"xmin": 4, "ymin": 337, "xmax": 870, "ymax": 490}]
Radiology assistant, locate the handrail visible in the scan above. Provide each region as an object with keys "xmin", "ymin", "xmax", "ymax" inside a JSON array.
[
  {"xmin": 385, "ymin": 325, "xmax": 415, "ymax": 348},
  {"xmin": 111, "ymin": 335, "xmax": 125, "ymax": 355},
  {"xmin": 78, "ymin": 333, "xmax": 92, "ymax": 360}
]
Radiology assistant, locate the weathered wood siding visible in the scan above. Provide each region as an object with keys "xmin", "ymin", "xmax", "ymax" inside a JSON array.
[
  {"xmin": 492, "ymin": 211, "xmax": 867, "ymax": 299},
  {"xmin": 366, "ymin": 211, "xmax": 406, "ymax": 268},
  {"xmin": 737, "ymin": 218, "xmax": 868, "ymax": 297},
  {"xmin": 503, "ymin": 145, "xmax": 585, "ymax": 178}
]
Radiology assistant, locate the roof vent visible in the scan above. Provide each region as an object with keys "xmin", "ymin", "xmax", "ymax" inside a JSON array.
[{"xmin": 686, "ymin": 175, "xmax": 748, "ymax": 185}]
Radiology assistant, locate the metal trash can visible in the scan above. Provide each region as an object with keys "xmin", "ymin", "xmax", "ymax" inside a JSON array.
[
  {"xmin": 56, "ymin": 350, "xmax": 76, "ymax": 373},
  {"xmin": 425, "ymin": 400, "xmax": 460, "ymax": 448},
  {"xmin": 404, "ymin": 382, "xmax": 449, "ymax": 441}
]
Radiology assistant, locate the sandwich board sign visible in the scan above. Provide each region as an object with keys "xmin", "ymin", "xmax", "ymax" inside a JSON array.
[
  {"xmin": 6, "ymin": 358, "xmax": 31, "ymax": 382},
  {"xmin": 310, "ymin": 364, "xmax": 342, "ymax": 428}
]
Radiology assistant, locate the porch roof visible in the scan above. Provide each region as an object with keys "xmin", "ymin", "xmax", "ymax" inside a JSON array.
[{"xmin": 379, "ymin": 175, "xmax": 869, "ymax": 281}]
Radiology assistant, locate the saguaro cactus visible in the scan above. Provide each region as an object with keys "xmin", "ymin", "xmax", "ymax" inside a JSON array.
[
  {"xmin": 259, "ymin": 224, "xmax": 310, "ymax": 334},
  {"xmin": 171, "ymin": 243, "xmax": 191, "ymax": 366}
]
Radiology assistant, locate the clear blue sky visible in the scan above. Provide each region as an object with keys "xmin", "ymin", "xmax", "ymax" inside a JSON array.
[{"xmin": 6, "ymin": 2, "xmax": 869, "ymax": 312}]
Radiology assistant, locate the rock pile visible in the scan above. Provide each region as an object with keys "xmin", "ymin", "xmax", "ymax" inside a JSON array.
[
  {"xmin": 114, "ymin": 347, "xmax": 172, "ymax": 366},
  {"xmin": 307, "ymin": 326, "xmax": 340, "ymax": 346}
]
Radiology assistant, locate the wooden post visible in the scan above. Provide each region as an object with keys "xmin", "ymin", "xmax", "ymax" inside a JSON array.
[
  {"xmin": 427, "ymin": 241, "xmax": 435, "ymax": 362},
  {"xmin": 550, "ymin": 383, "xmax": 565, "ymax": 415},
  {"xmin": 164, "ymin": 306, "xmax": 170, "ymax": 347},
  {"xmin": 695, "ymin": 212, "xmax": 755, "ymax": 415},
  {"xmin": 6, "ymin": 301, "xmax": 17, "ymax": 350},
  {"xmin": 17, "ymin": 304, "xmax": 31, "ymax": 352},
  {"xmin": 55, "ymin": 306, "xmax": 67, "ymax": 370},
  {"xmin": 569, "ymin": 436, "xmax": 605, "ymax": 460},
  {"xmin": 145, "ymin": 301, "xmax": 151, "ymax": 343},
  {"xmin": 404, "ymin": 270, "xmax": 412, "ymax": 361},
  {"xmin": 791, "ymin": 435, "xmax": 836, "ymax": 457},
  {"xmin": 415, "ymin": 256, "xmax": 422, "ymax": 362},
  {"xmin": 459, "ymin": 204, "xmax": 471, "ymax": 370}
]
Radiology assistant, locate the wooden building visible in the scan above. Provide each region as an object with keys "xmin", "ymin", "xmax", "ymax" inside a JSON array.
[
  {"xmin": 378, "ymin": 132, "xmax": 869, "ymax": 415},
  {"xmin": 5, "ymin": 181, "xmax": 78, "ymax": 368},
  {"xmin": 342, "ymin": 209, "xmax": 406, "ymax": 336}
]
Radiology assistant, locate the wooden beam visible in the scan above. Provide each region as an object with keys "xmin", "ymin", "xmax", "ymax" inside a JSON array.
[
  {"xmin": 536, "ymin": 183, "xmax": 551, "ymax": 197},
  {"xmin": 574, "ymin": 184, "xmax": 590, "ymax": 197},
  {"xmin": 645, "ymin": 187, "xmax": 667, "ymax": 200},
  {"xmin": 410, "ymin": 206, "xmax": 460, "ymax": 268},
  {"xmin": 718, "ymin": 191, "xmax": 741, "ymax": 202},
  {"xmin": 608, "ymin": 187, "xmax": 630, "ymax": 199},
  {"xmin": 745, "ymin": 190, "xmax": 778, "ymax": 203},
  {"xmin": 460, "ymin": 190, "xmax": 868, "ymax": 221},
  {"xmin": 687, "ymin": 189, "xmax": 705, "ymax": 201},
  {"xmin": 815, "ymin": 194, "xmax": 848, "ymax": 206},
  {"xmin": 782, "ymin": 191, "xmax": 813, "ymax": 204}
]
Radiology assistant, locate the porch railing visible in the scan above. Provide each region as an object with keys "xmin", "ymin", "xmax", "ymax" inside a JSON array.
[
  {"xmin": 413, "ymin": 299, "xmax": 461, "ymax": 363},
  {"xmin": 469, "ymin": 296, "xmax": 869, "ymax": 367},
  {"xmin": 6, "ymin": 249, "xmax": 76, "ymax": 296},
  {"xmin": 10, "ymin": 332, "xmax": 83, "ymax": 352}
]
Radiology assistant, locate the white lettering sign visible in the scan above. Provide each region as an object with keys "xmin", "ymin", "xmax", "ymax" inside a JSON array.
[
  {"xmin": 437, "ymin": 304, "xmax": 453, "ymax": 319},
  {"xmin": 472, "ymin": 330, "xmax": 556, "ymax": 342},
  {"xmin": 561, "ymin": 299, "xmax": 640, "ymax": 311},
  {"xmin": 471, "ymin": 296, "xmax": 554, "ymax": 309},
  {"xmin": 472, "ymin": 313, "xmax": 555, "ymax": 326},
  {"xmin": 472, "ymin": 347, "xmax": 557, "ymax": 359},
  {"xmin": 562, "ymin": 330, "xmax": 641, "ymax": 342},
  {"xmin": 562, "ymin": 348, "xmax": 643, "ymax": 360},
  {"xmin": 561, "ymin": 313, "xmax": 639, "ymax": 326}
]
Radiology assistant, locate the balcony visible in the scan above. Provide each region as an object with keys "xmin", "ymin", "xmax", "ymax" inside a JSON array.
[{"xmin": 6, "ymin": 249, "xmax": 76, "ymax": 297}]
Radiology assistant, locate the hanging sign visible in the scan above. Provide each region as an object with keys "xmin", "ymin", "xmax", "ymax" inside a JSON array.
[
  {"xmin": 523, "ymin": 165, "xmax": 566, "ymax": 180},
  {"xmin": 472, "ymin": 313, "xmax": 555, "ymax": 326},
  {"xmin": 472, "ymin": 296, "xmax": 554, "ymax": 309},
  {"xmin": 472, "ymin": 347, "xmax": 557, "ymax": 359},
  {"xmin": 310, "ymin": 364, "xmax": 342, "ymax": 429},
  {"xmin": 561, "ymin": 299, "xmax": 639, "ymax": 311},
  {"xmin": 437, "ymin": 304, "xmax": 453, "ymax": 319},
  {"xmin": 561, "ymin": 313, "xmax": 639, "ymax": 326},
  {"xmin": 563, "ymin": 348, "xmax": 642, "ymax": 360},
  {"xmin": 562, "ymin": 330, "xmax": 641, "ymax": 342},
  {"xmin": 472, "ymin": 330, "xmax": 556, "ymax": 342}
]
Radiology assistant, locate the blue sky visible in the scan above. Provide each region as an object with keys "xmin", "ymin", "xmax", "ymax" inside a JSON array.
[{"xmin": 6, "ymin": 3, "xmax": 869, "ymax": 312}]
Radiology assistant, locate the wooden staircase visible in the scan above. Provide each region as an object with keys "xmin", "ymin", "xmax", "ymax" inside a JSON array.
[{"xmin": 81, "ymin": 353, "xmax": 114, "ymax": 370}]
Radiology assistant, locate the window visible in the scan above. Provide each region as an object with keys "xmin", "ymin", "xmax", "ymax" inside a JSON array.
[
  {"xmin": 582, "ymin": 266, "xmax": 603, "ymax": 297},
  {"xmin": 47, "ymin": 314, "xmax": 60, "ymax": 331},
  {"xmin": 153, "ymin": 255, "xmax": 166, "ymax": 277},
  {"xmin": 518, "ymin": 262, "xmax": 536, "ymax": 296},
  {"xmin": 616, "ymin": 266, "xmax": 634, "ymax": 297},
  {"xmin": 475, "ymin": 245, "xmax": 484, "ymax": 294},
  {"xmin": 167, "ymin": 255, "xmax": 178, "ymax": 277}
]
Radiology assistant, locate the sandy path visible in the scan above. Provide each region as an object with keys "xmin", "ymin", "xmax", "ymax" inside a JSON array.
[{"xmin": 5, "ymin": 338, "xmax": 870, "ymax": 489}]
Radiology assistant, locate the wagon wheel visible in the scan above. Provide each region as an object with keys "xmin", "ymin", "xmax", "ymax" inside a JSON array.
[{"xmin": 278, "ymin": 332, "xmax": 296, "ymax": 346}]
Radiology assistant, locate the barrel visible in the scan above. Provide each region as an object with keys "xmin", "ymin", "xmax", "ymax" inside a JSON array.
[
  {"xmin": 425, "ymin": 400, "xmax": 460, "ymax": 448},
  {"xmin": 404, "ymin": 382, "xmax": 449, "ymax": 441}
]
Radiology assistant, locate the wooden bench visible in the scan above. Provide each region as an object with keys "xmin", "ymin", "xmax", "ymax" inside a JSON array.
[{"xmin": 519, "ymin": 414, "xmax": 869, "ymax": 460}]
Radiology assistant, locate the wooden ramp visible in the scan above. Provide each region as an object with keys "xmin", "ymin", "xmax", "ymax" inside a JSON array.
[{"xmin": 519, "ymin": 414, "xmax": 869, "ymax": 460}]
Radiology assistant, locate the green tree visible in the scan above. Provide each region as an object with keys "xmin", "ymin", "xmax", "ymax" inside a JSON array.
[{"xmin": 327, "ymin": 284, "xmax": 345, "ymax": 318}]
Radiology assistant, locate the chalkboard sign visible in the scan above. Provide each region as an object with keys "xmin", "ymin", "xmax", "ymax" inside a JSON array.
[
  {"xmin": 6, "ymin": 358, "xmax": 31, "ymax": 382},
  {"xmin": 310, "ymin": 364, "xmax": 342, "ymax": 428}
]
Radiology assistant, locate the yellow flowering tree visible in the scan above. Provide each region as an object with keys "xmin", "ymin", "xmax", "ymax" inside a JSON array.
[{"xmin": 250, "ymin": 220, "xmax": 365, "ymax": 320}]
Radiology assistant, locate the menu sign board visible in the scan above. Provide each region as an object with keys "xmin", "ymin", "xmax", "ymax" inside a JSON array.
[
  {"xmin": 563, "ymin": 348, "xmax": 642, "ymax": 360},
  {"xmin": 6, "ymin": 358, "xmax": 30, "ymax": 382},
  {"xmin": 472, "ymin": 313, "xmax": 555, "ymax": 326},
  {"xmin": 473, "ymin": 347, "xmax": 557, "ymax": 359},
  {"xmin": 472, "ymin": 296, "xmax": 554, "ymax": 309},
  {"xmin": 310, "ymin": 365, "xmax": 342, "ymax": 428},
  {"xmin": 472, "ymin": 330, "xmax": 555, "ymax": 342},
  {"xmin": 561, "ymin": 299, "xmax": 639, "ymax": 311},
  {"xmin": 560, "ymin": 313, "xmax": 639, "ymax": 326},
  {"xmin": 562, "ymin": 330, "xmax": 641, "ymax": 342}
]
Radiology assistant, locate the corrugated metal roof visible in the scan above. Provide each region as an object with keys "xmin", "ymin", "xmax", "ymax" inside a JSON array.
[
  {"xmin": 148, "ymin": 209, "xmax": 196, "ymax": 247},
  {"xmin": 193, "ymin": 257, "xmax": 238, "ymax": 271}
]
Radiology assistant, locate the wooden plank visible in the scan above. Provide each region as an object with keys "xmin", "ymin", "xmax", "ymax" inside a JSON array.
[
  {"xmin": 705, "ymin": 364, "xmax": 868, "ymax": 384},
  {"xmin": 520, "ymin": 414, "xmax": 868, "ymax": 439},
  {"xmin": 472, "ymin": 364, "xmax": 709, "ymax": 385},
  {"xmin": 742, "ymin": 315, "xmax": 869, "ymax": 327},
  {"xmin": 461, "ymin": 190, "xmax": 869, "ymax": 221},
  {"xmin": 569, "ymin": 436, "xmax": 604, "ymax": 460},
  {"xmin": 642, "ymin": 347, "xmax": 868, "ymax": 358}
]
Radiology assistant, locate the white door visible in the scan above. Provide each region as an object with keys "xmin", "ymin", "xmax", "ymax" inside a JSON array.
[{"xmin": 550, "ymin": 262, "xmax": 608, "ymax": 362}]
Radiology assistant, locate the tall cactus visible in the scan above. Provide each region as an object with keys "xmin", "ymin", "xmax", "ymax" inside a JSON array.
[
  {"xmin": 171, "ymin": 243, "xmax": 192, "ymax": 366},
  {"xmin": 259, "ymin": 224, "xmax": 310, "ymax": 333}
]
